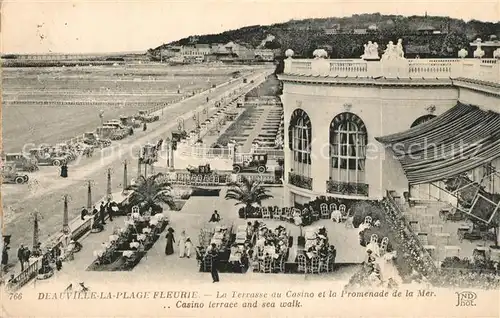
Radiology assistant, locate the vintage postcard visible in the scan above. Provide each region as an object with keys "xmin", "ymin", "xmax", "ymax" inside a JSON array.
[{"xmin": 1, "ymin": 0, "xmax": 499, "ymax": 317}]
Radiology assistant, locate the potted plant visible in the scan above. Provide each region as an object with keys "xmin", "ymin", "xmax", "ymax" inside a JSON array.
[{"xmin": 225, "ymin": 176, "xmax": 273, "ymax": 219}]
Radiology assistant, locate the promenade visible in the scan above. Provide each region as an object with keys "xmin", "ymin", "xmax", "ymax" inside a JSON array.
[{"xmin": 2, "ymin": 67, "xmax": 273, "ymax": 276}]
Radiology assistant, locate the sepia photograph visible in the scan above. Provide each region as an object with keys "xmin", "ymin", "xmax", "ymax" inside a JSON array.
[{"xmin": 1, "ymin": 0, "xmax": 499, "ymax": 316}]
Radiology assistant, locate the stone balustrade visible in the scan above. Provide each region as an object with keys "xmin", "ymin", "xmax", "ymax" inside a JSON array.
[{"xmin": 284, "ymin": 57, "xmax": 500, "ymax": 84}]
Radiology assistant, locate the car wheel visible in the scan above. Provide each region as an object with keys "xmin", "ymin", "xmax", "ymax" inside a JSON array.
[
  {"xmin": 233, "ymin": 165, "xmax": 241, "ymax": 173},
  {"xmin": 23, "ymin": 175, "xmax": 29, "ymax": 183},
  {"xmin": 15, "ymin": 176, "xmax": 24, "ymax": 184},
  {"xmin": 257, "ymin": 166, "xmax": 266, "ymax": 174},
  {"xmin": 52, "ymin": 160, "xmax": 61, "ymax": 166}
]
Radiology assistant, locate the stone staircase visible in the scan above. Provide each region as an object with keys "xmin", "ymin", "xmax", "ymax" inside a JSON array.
[{"xmin": 396, "ymin": 199, "xmax": 467, "ymax": 265}]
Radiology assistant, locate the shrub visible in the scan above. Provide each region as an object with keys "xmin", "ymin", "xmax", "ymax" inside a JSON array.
[{"xmin": 351, "ymin": 201, "xmax": 385, "ymax": 228}]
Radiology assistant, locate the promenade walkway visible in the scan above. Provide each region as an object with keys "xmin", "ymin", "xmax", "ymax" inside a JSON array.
[
  {"xmin": 2, "ymin": 68, "xmax": 273, "ymax": 277},
  {"xmin": 241, "ymin": 106, "xmax": 272, "ymax": 153}
]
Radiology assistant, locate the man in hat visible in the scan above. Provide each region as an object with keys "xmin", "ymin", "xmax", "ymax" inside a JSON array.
[
  {"xmin": 81, "ymin": 206, "xmax": 88, "ymax": 220},
  {"xmin": 17, "ymin": 244, "xmax": 26, "ymax": 271},
  {"xmin": 208, "ymin": 243, "xmax": 220, "ymax": 283},
  {"xmin": 99, "ymin": 202, "xmax": 106, "ymax": 225}
]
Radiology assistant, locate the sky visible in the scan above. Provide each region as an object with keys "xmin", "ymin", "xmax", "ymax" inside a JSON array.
[{"xmin": 1, "ymin": 0, "xmax": 499, "ymax": 54}]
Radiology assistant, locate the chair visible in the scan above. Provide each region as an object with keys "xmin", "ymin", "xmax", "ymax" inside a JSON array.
[
  {"xmin": 364, "ymin": 216, "xmax": 372, "ymax": 225},
  {"xmin": 297, "ymin": 254, "xmax": 307, "ymax": 273},
  {"xmin": 259, "ymin": 257, "xmax": 273, "ymax": 273},
  {"xmin": 321, "ymin": 256, "xmax": 331, "ymax": 273},
  {"xmin": 203, "ymin": 255, "xmax": 212, "ymax": 272},
  {"xmin": 329, "ymin": 203, "xmax": 337, "ymax": 213},
  {"xmin": 262, "ymin": 208, "xmax": 271, "ymax": 219},
  {"xmin": 302, "ymin": 208, "xmax": 309, "ymax": 216},
  {"xmin": 273, "ymin": 208, "xmax": 281, "ymax": 220},
  {"xmin": 310, "ymin": 206, "xmax": 320, "ymax": 221},
  {"xmin": 370, "ymin": 234, "xmax": 378, "ymax": 244},
  {"xmin": 320, "ymin": 203, "xmax": 329, "ymax": 219},
  {"xmin": 380, "ymin": 237, "xmax": 389, "ymax": 255},
  {"xmin": 281, "ymin": 207, "xmax": 290, "ymax": 221},
  {"xmin": 309, "ymin": 256, "xmax": 320, "ymax": 274},
  {"xmin": 257, "ymin": 247, "xmax": 264, "ymax": 259}
]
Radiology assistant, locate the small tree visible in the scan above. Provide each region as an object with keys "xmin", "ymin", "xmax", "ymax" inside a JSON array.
[
  {"xmin": 351, "ymin": 201, "xmax": 385, "ymax": 228},
  {"xmin": 126, "ymin": 173, "xmax": 176, "ymax": 213},
  {"xmin": 225, "ymin": 176, "xmax": 273, "ymax": 219}
]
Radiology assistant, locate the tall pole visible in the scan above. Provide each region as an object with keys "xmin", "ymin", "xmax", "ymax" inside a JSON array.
[
  {"xmin": 123, "ymin": 160, "xmax": 128, "ymax": 192},
  {"xmin": 106, "ymin": 168, "xmax": 112, "ymax": 201},
  {"xmin": 62, "ymin": 195, "xmax": 70, "ymax": 235},
  {"xmin": 87, "ymin": 180, "xmax": 92, "ymax": 210},
  {"xmin": 137, "ymin": 150, "xmax": 142, "ymax": 180},
  {"xmin": 33, "ymin": 212, "xmax": 39, "ymax": 249}
]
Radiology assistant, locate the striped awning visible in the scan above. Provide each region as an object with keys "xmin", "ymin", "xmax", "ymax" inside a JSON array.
[{"xmin": 375, "ymin": 103, "xmax": 500, "ymax": 184}]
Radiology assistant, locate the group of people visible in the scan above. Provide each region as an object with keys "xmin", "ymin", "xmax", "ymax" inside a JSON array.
[
  {"xmin": 302, "ymin": 226, "xmax": 337, "ymax": 266},
  {"xmin": 164, "ymin": 228, "xmax": 193, "ymax": 258},
  {"xmin": 81, "ymin": 200, "xmax": 119, "ymax": 232}
]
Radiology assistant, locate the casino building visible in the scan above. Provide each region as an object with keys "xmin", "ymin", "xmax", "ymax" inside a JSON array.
[{"xmin": 277, "ymin": 45, "xmax": 500, "ymax": 207}]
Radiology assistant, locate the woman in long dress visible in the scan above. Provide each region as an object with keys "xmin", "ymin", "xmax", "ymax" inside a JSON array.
[
  {"xmin": 178, "ymin": 230, "xmax": 187, "ymax": 258},
  {"xmin": 165, "ymin": 228, "xmax": 175, "ymax": 255}
]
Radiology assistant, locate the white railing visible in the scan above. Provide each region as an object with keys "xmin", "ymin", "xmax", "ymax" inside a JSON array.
[{"xmin": 284, "ymin": 58, "xmax": 500, "ymax": 84}]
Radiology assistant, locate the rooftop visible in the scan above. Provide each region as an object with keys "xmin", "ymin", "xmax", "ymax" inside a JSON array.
[{"xmin": 279, "ymin": 48, "xmax": 500, "ymax": 90}]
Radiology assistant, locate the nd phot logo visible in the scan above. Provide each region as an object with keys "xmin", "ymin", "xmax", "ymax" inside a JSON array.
[{"xmin": 455, "ymin": 291, "xmax": 477, "ymax": 307}]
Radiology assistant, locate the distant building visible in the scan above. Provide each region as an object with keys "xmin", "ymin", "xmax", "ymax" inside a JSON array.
[
  {"xmin": 417, "ymin": 26, "xmax": 436, "ymax": 35},
  {"xmin": 352, "ymin": 29, "xmax": 368, "ymax": 35},
  {"xmin": 324, "ymin": 24, "xmax": 341, "ymax": 35},
  {"xmin": 405, "ymin": 44, "xmax": 431, "ymax": 58},
  {"xmin": 254, "ymin": 49, "xmax": 275, "ymax": 61},
  {"xmin": 367, "ymin": 24, "xmax": 378, "ymax": 31}
]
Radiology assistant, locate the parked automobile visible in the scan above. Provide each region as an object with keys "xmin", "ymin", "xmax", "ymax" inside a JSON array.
[
  {"xmin": 3, "ymin": 153, "xmax": 38, "ymax": 172},
  {"xmin": 27, "ymin": 148, "xmax": 69, "ymax": 166},
  {"xmin": 2, "ymin": 162, "xmax": 29, "ymax": 184},
  {"xmin": 233, "ymin": 153, "xmax": 268, "ymax": 174}
]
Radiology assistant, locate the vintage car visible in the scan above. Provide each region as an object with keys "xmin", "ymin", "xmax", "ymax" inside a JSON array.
[
  {"xmin": 233, "ymin": 153, "xmax": 268, "ymax": 174},
  {"xmin": 135, "ymin": 110, "xmax": 159, "ymax": 123},
  {"xmin": 2, "ymin": 162, "xmax": 29, "ymax": 184},
  {"xmin": 27, "ymin": 148, "xmax": 69, "ymax": 166},
  {"xmin": 119, "ymin": 116, "xmax": 141, "ymax": 128},
  {"xmin": 3, "ymin": 153, "xmax": 39, "ymax": 172},
  {"xmin": 83, "ymin": 132, "xmax": 112, "ymax": 148}
]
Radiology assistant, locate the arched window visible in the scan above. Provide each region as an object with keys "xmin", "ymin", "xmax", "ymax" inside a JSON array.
[
  {"xmin": 411, "ymin": 114, "xmax": 436, "ymax": 128},
  {"xmin": 288, "ymin": 109, "xmax": 312, "ymax": 177},
  {"xmin": 329, "ymin": 112, "xmax": 367, "ymax": 183}
]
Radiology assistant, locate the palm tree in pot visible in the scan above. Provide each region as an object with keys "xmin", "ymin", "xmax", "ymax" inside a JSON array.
[
  {"xmin": 225, "ymin": 176, "xmax": 273, "ymax": 219},
  {"xmin": 126, "ymin": 173, "xmax": 176, "ymax": 214}
]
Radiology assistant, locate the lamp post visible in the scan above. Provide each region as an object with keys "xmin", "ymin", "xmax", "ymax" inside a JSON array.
[
  {"xmin": 29, "ymin": 210, "xmax": 43, "ymax": 250},
  {"xmin": 106, "ymin": 168, "xmax": 113, "ymax": 201},
  {"xmin": 62, "ymin": 194, "xmax": 71, "ymax": 236},
  {"xmin": 137, "ymin": 149, "xmax": 142, "ymax": 180},
  {"xmin": 122, "ymin": 160, "xmax": 128, "ymax": 192},
  {"xmin": 86, "ymin": 180, "xmax": 94, "ymax": 210}
]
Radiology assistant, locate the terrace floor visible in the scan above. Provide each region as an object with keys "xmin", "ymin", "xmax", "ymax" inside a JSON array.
[{"xmin": 24, "ymin": 187, "xmax": 364, "ymax": 290}]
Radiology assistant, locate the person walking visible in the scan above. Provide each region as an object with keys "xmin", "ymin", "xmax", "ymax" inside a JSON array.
[
  {"xmin": 106, "ymin": 201, "xmax": 114, "ymax": 222},
  {"xmin": 99, "ymin": 202, "xmax": 106, "ymax": 225},
  {"xmin": 165, "ymin": 228, "xmax": 175, "ymax": 256},
  {"xmin": 17, "ymin": 245, "xmax": 25, "ymax": 271},
  {"xmin": 208, "ymin": 243, "xmax": 219, "ymax": 283},
  {"xmin": 81, "ymin": 206, "xmax": 88, "ymax": 220},
  {"xmin": 185, "ymin": 237, "xmax": 193, "ymax": 258},
  {"xmin": 178, "ymin": 230, "xmax": 186, "ymax": 258},
  {"xmin": 143, "ymin": 122, "xmax": 147, "ymax": 131}
]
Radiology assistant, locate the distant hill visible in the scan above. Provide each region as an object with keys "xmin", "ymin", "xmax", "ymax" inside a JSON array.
[{"xmin": 150, "ymin": 13, "xmax": 500, "ymax": 59}]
